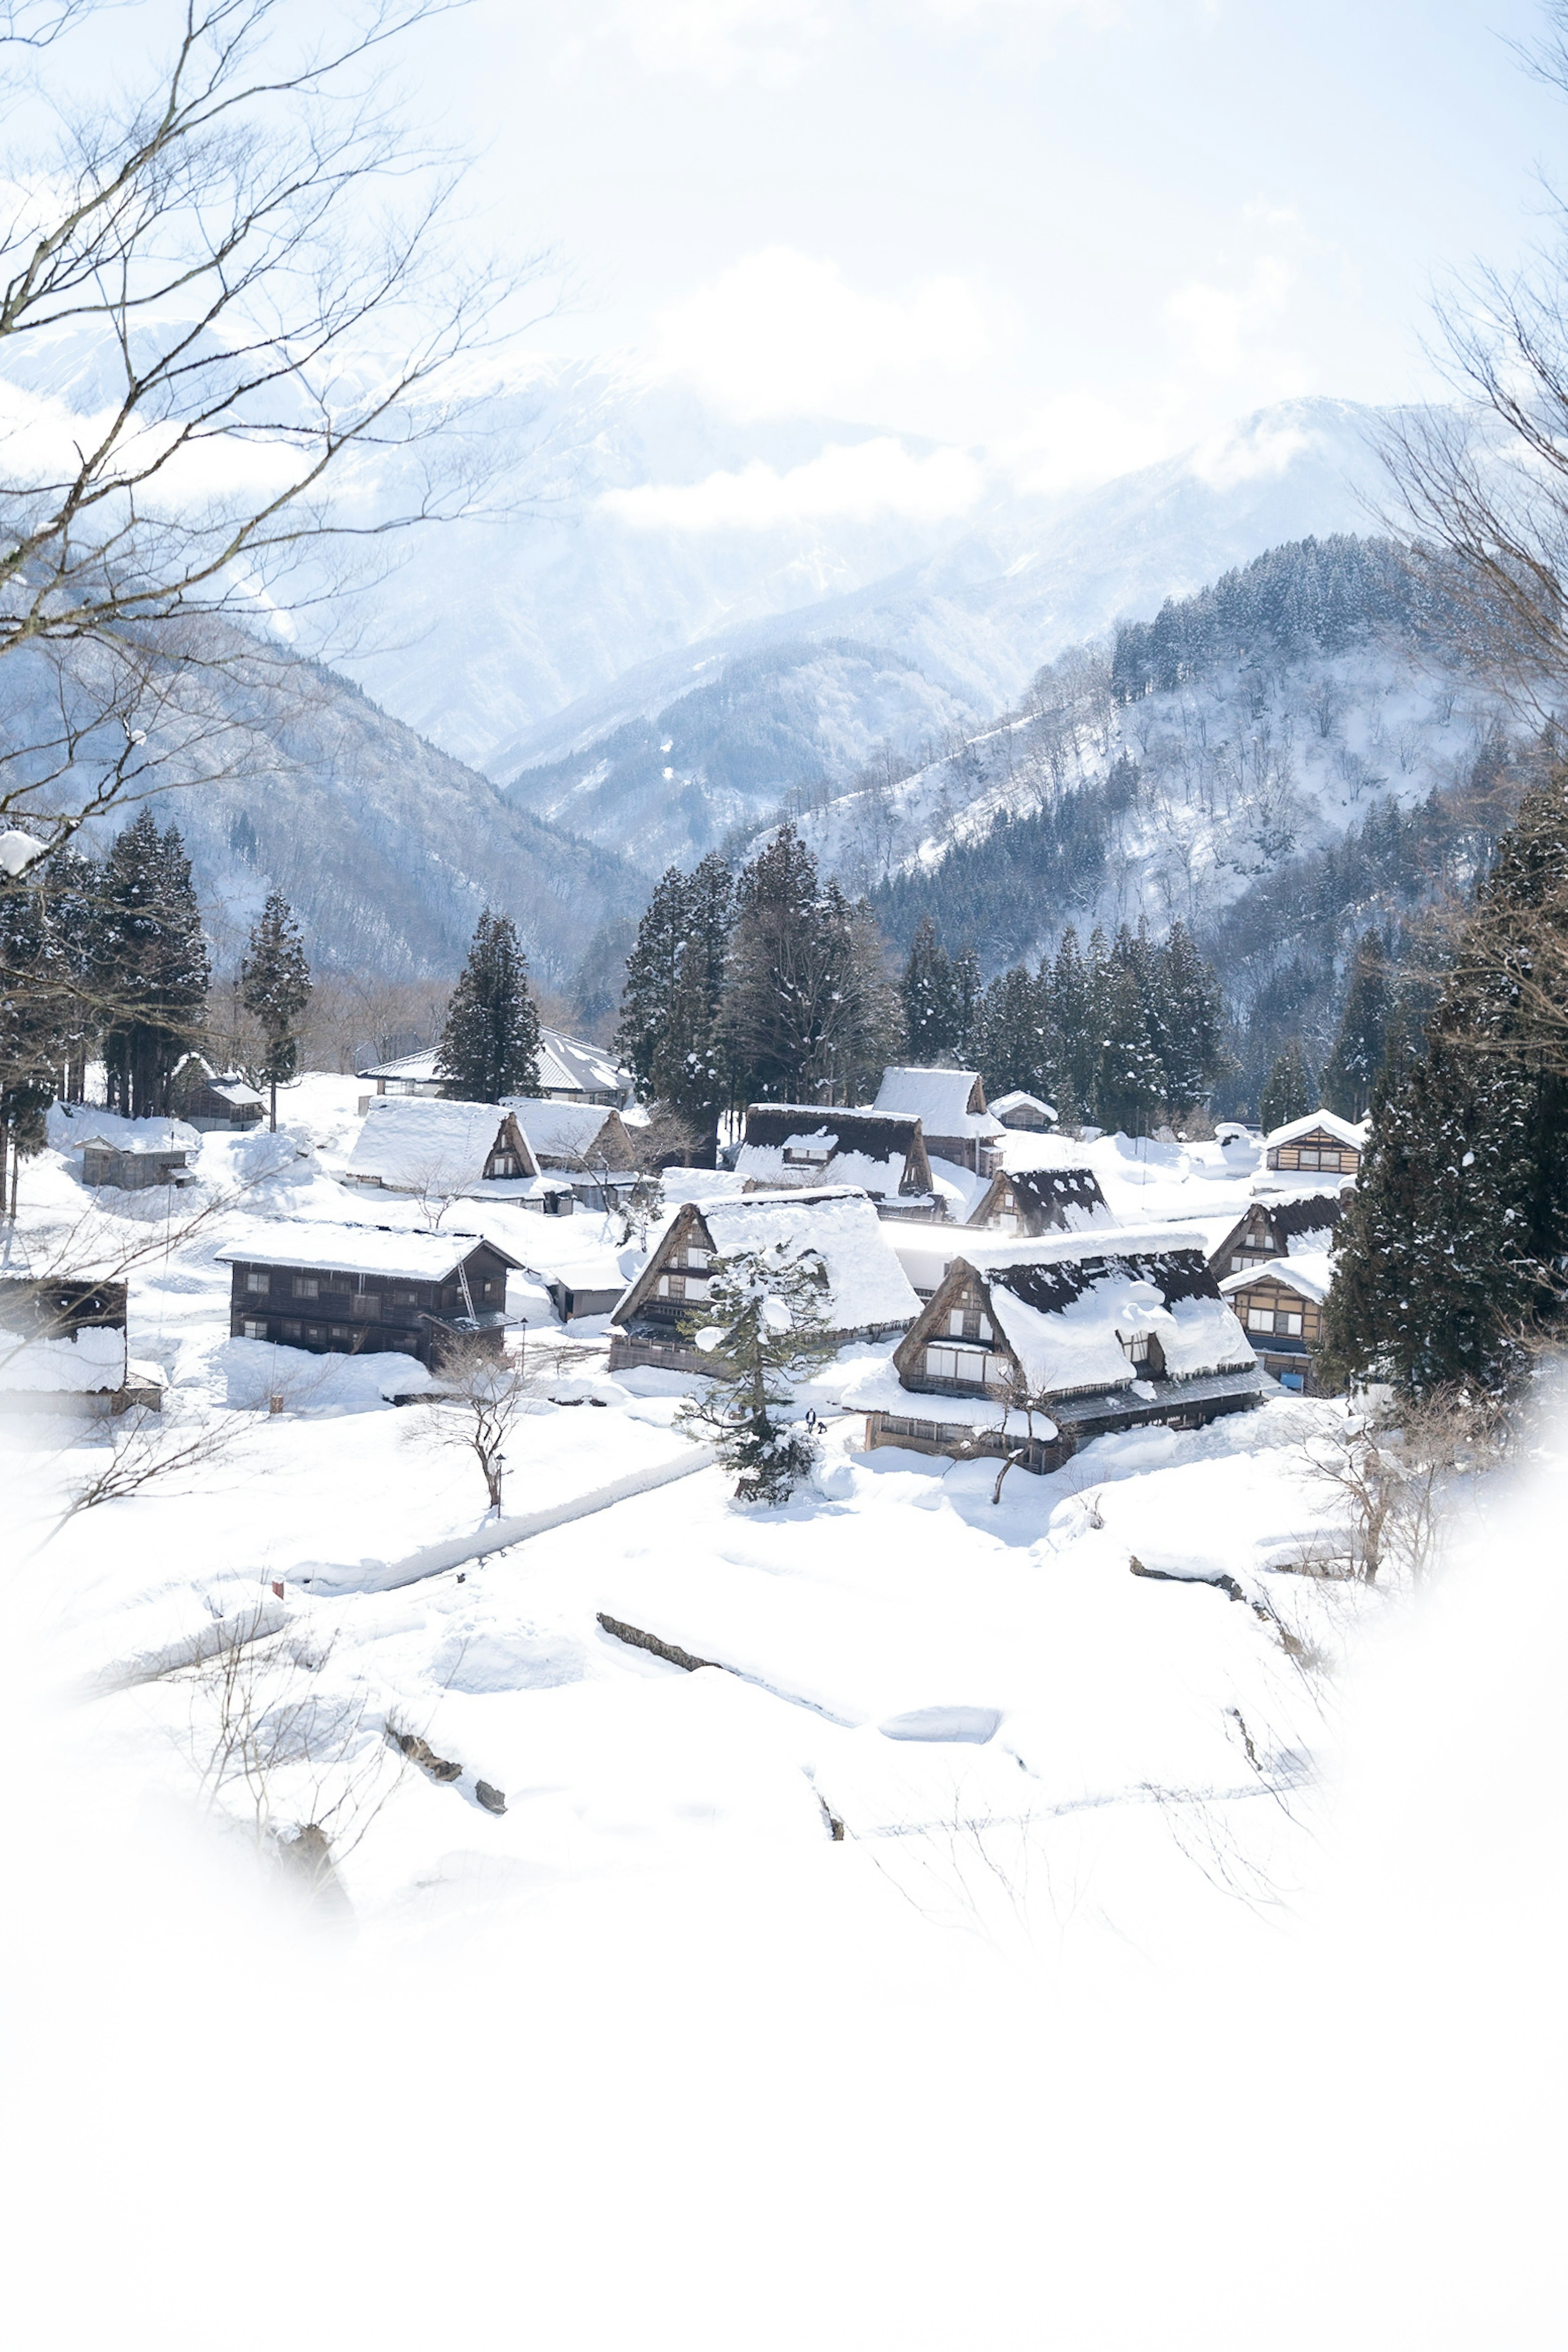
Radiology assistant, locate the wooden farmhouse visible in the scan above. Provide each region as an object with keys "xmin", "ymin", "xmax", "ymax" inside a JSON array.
[
  {"xmin": 1263, "ymin": 1109, "xmax": 1366, "ymax": 1176},
  {"xmin": 607, "ymin": 1187, "xmax": 920, "ymax": 1378},
  {"xmin": 855, "ymin": 1227, "xmax": 1263, "ymax": 1473},
  {"xmin": 79, "ymin": 1136, "xmax": 194, "ymax": 1191},
  {"xmin": 734, "ymin": 1105, "xmax": 937, "ymax": 1215},
  {"xmin": 989, "ymin": 1090, "xmax": 1057, "ymax": 1132},
  {"xmin": 1219, "ymin": 1255, "xmax": 1333, "ymax": 1394},
  {"xmin": 501, "ymin": 1098, "xmax": 641, "ymax": 1208},
  {"xmin": 169, "ymin": 1054, "xmax": 265, "ymax": 1131},
  {"xmin": 358, "ymin": 1029, "xmax": 631, "ymax": 1107},
  {"xmin": 965, "ymin": 1162, "xmax": 1112, "ymax": 1237},
  {"xmin": 1200, "ymin": 1184, "xmax": 1351, "ymax": 1281},
  {"xmin": 872, "ymin": 1068, "xmax": 1005, "ymax": 1176},
  {"xmin": 218, "ymin": 1222, "xmax": 524, "ymax": 1369},
  {"xmin": 343, "ymin": 1096, "xmax": 569, "ymax": 1208},
  {"xmin": 0, "ymin": 1269, "xmax": 162, "ymax": 1416}
]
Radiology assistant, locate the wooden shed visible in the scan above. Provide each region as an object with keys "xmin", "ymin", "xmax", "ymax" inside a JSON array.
[
  {"xmin": 0, "ymin": 1273, "xmax": 161, "ymax": 1415},
  {"xmin": 1219, "ymin": 1255, "xmax": 1334, "ymax": 1393},
  {"xmin": 871, "ymin": 1068, "xmax": 1005, "ymax": 1176},
  {"xmin": 1263, "ymin": 1110, "xmax": 1366, "ymax": 1176},
  {"xmin": 218, "ymin": 1223, "xmax": 525, "ymax": 1369},
  {"xmin": 80, "ymin": 1138, "xmax": 193, "ymax": 1191},
  {"xmin": 989, "ymin": 1090, "xmax": 1058, "ymax": 1131},
  {"xmin": 169, "ymin": 1054, "xmax": 265, "ymax": 1131}
]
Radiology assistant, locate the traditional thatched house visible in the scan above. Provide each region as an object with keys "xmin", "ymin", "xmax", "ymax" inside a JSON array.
[
  {"xmin": 607, "ymin": 1187, "xmax": 920, "ymax": 1377},
  {"xmin": 734, "ymin": 1104, "xmax": 937, "ymax": 1214},
  {"xmin": 1198, "ymin": 1183, "xmax": 1352, "ymax": 1280},
  {"xmin": 218, "ymin": 1223, "xmax": 524, "ymax": 1368},
  {"xmin": 344, "ymin": 1096, "xmax": 552, "ymax": 1203},
  {"xmin": 989, "ymin": 1090, "xmax": 1057, "ymax": 1132},
  {"xmin": 169, "ymin": 1054, "xmax": 265, "ymax": 1131},
  {"xmin": 80, "ymin": 1136, "xmax": 194, "ymax": 1191},
  {"xmin": 499, "ymin": 1098, "xmax": 641, "ymax": 1210},
  {"xmin": 1220, "ymin": 1255, "xmax": 1333, "ymax": 1394},
  {"xmin": 1263, "ymin": 1110, "xmax": 1366, "ymax": 1176},
  {"xmin": 851, "ymin": 1227, "xmax": 1263, "ymax": 1472},
  {"xmin": 964, "ymin": 1163, "xmax": 1112, "ymax": 1236},
  {"xmin": 0, "ymin": 1269, "xmax": 162, "ymax": 1415},
  {"xmin": 358, "ymin": 1030, "xmax": 632, "ymax": 1106},
  {"xmin": 871, "ymin": 1068, "xmax": 1005, "ymax": 1175}
]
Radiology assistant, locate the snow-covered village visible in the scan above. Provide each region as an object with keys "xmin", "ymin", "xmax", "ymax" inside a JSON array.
[{"xmin": 2, "ymin": 5, "xmax": 1565, "ymax": 2349}]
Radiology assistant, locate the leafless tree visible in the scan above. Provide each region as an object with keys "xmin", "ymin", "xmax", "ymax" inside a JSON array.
[
  {"xmin": 0, "ymin": 0, "xmax": 543, "ymax": 855},
  {"xmin": 63, "ymin": 1395, "xmax": 251, "ymax": 1512},
  {"xmin": 409, "ymin": 1328, "xmax": 526, "ymax": 1511},
  {"xmin": 1296, "ymin": 1389, "xmax": 1512, "ymax": 1584}
]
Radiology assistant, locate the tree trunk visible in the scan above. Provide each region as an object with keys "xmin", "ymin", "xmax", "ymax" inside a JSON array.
[{"xmin": 270, "ymin": 1076, "xmax": 278, "ymax": 1133}]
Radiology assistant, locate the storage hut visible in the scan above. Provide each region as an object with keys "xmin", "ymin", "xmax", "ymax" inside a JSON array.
[
  {"xmin": 169, "ymin": 1054, "xmax": 265, "ymax": 1131},
  {"xmin": 1219, "ymin": 1255, "xmax": 1333, "ymax": 1393},
  {"xmin": 607, "ymin": 1187, "xmax": 921, "ymax": 1377},
  {"xmin": 989, "ymin": 1090, "xmax": 1058, "ymax": 1132},
  {"xmin": 501, "ymin": 1098, "xmax": 641, "ymax": 1210},
  {"xmin": 852, "ymin": 1227, "xmax": 1263, "ymax": 1472},
  {"xmin": 80, "ymin": 1136, "xmax": 194, "ymax": 1191},
  {"xmin": 218, "ymin": 1223, "xmax": 524, "ymax": 1369},
  {"xmin": 871, "ymin": 1068, "xmax": 1005, "ymax": 1175},
  {"xmin": 1263, "ymin": 1110, "xmax": 1366, "ymax": 1176},
  {"xmin": 734, "ymin": 1105, "xmax": 937, "ymax": 1215},
  {"xmin": 964, "ymin": 1162, "xmax": 1112, "ymax": 1236}
]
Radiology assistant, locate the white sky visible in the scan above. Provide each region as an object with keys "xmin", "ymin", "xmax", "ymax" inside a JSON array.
[{"xmin": 403, "ymin": 0, "xmax": 1568, "ymax": 493}]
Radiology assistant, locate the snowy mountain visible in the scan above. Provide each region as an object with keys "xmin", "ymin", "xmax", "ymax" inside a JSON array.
[{"xmin": 493, "ymin": 398, "xmax": 1410, "ymax": 869}]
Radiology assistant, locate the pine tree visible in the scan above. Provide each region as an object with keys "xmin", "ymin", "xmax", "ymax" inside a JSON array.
[
  {"xmin": 1090, "ymin": 955, "xmax": 1165, "ymax": 1134},
  {"xmin": 0, "ymin": 865, "xmax": 62, "ymax": 1218},
  {"xmin": 1155, "ymin": 921, "xmax": 1227, "ymax": 1111},
  {"xmin": 676, "ymin": 1239, "xmax": 838, "ymax": 1503},
  {"xmin": 1049, "ymin": 927, "xmax": 1092, "ymax": 1121},
  {"xmin": 240, "ymin": 892, "xmax": 312, "ymax": 1131},
  {"xmin": 1260, "ymin": 1040, "xmax": 1316, "ymax": 1132},
  {"xmin": 96, "ymin": 811, "xmax": 210, "ymax": 1118},
  {"xmin": 901, "ymin": 915, "xmax": 956, "ymax": 1060},
  {"xmin": 436, "ymin": 910, "xmax": 541, "ymax": 1103},
  {"xmin": 722, "ymin": 826, "xmax": 898, "ymax": 1103},
  {"xmin": 975, "ymin": 962, "xmax": 1054, "ymax": 1100},
  {"xmin": 1322, "ymin": 931, "xmax": 1390, "ymax": 1122}
]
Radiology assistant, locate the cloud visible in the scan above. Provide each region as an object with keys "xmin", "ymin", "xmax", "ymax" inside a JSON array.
[
  {"xmin": 1164, "ymin": 256, "xmax": 1299, "ymax": 383},
  {"xmin": 1185, "ymin": 413, "xmax": 1314, "ymax": 490},
  {"xmin": 1002, "ymin": 390, "xmax": 1176, "ymax": 496},
  {"xmin": 599, "ymin": 437, "xmax": 986, "ymax": 530},
  {"xmin": 652, "ymin": 247, "xmax": 996, "ymax": 420}
]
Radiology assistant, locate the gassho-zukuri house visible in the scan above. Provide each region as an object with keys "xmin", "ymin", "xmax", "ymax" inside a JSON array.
[
  {"xmin": 844, "ymin": 1226, "xmax": 1264, "ymax": 1473},
  {"xmin": 1220, "ymin": 1253, "xmax": 1333, "ymax": 1394},
  {"xmin": 344, "ymin": 1094, "xmax": 639, "ymax": 1212},
  {"xmin": 964, "ymin": 1161, "xmax": 1113, "ymax": 1236},
  {"xmin": 734, "ymin": 1104, "xmax": 937, "ymax": 1214},
  {"xmin": 218, "ymin": 1223, "xmax": 523, "ymax": 1368},
  {"xmin": 606, "ymin": 1188, "xmax": 920, "ymax": 1378}
]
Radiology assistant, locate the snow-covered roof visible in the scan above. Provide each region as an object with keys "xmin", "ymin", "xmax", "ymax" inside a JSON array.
[
  {"xmin": 1265, "ymin": 1109, "xmax": 1368, "ymax": 1151},
  {"xmin": 662, "ymin": 1187, "xmax": 920, "ymax": 1334},
  {"xmin": 928, "ymin": 1155, "xmax": 991, "ymax": 1221},
  {"xmin": 504, "ymin": 1098, "xmax": 632, "ymax": 1165},
  {"xmin": 1220, "ymin": 1252, "xmax": 1334, "ymax": 1305},
  {"xmin": 736, "ymin": 1105, "xmax": 927, "ymax": 1197},
  {"xmin": 345, "ymin": 1096, "xmax": 517, "ymax": 1194},
  {"xmin": 0, "ymin": 1325, "xmax": 127, "ymax": 1394},
  {"xmin": 951, "ymin": 1234, "xmax": 1254, "ymax": 1397},
  {"xmin": 216, "ymin": 1222, "xmax": 523, "ymax": 1281},
  {"xmin": 359, "ymin": 1029, "xmax": 631, "ymax": 1100},
  {"xmin": 82, "ymin": 1135, "xmax": 191, "ymax": 1159},
  {"xmin": 983, "ymin": 1165, "xmax": 1113, "ymax": 1235},
  {"xmin": 51, "ymin": 1103, "xmax": 198, "ymax": 1156},
  {"xmin": 990, "ymin": 1090, "xmax": 1057, "ymax": 1123},
  {"xmin": 872, "ymin": 1067, "xmax": 1003, "ymax": 1140}
]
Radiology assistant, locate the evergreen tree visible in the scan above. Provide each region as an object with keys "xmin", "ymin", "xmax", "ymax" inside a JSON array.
[
  {"xmin": 1259, "ymin": 1040, "xmax": 1316, "ymax": 1132},
  {"xmin": 975, "ymin": 962, "xmax": 1055, "ymax": 1100},
  {"xmin": 436, "ymin": 910, "xmax": 541, "ymax": 1103},
  {"xmin": 900, "ymin": 916, "xmax": 956, "ymax": 1060},
  {"xmin": 1323, "ymin": 769, "xmax": 1568, "ymax": 1397},
  {"xmin": 1322, "ymin": 931, "xmax": 1391, "ymax": 1121},
  {"xmin": 723, "ymin": 826, "xmax": 897, "ymax": 1103},
  {"xmin": 617, "ymin": 854, "xmax": 734, "ymax": 1161},
  {"xmin": 951, "ymin": 944, "xmax": 982, "ymax": 1065},
  {"xmin": 1155, "ymin": 920, "xmax": 1227, "ymax": 1111},
  {"xmin": 96, "ymin": 811, "xmax": 209, "ymax": 1118},
  {"xmin": 676, "ymin": 1239, "xmax": 838, "ymax": 1503},
  {"xmin": 1090, "ymin": 954, "xmax": 1165, "ymax": 1133},
  {"xmin": 240, "ymin": 892, "xmax": 312, "ymax": 1131},
  {"xmin": 0, "ymin": 865, "xmax": 61, "ymax": 1218},
  {"xmin": 1049, "ymin": 926, "xmax": 1092, "ymax": 1122}
]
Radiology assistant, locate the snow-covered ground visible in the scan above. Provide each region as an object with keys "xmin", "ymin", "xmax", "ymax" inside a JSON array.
[{"xmin": 4, "ymin": 1085, "xmax": 1558, "ymax": 2347}]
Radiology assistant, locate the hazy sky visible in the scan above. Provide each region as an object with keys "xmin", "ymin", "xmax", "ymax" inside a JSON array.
[{"xmin": 397, "ymin": 0, "xmax": 1568, "ymax": 494}]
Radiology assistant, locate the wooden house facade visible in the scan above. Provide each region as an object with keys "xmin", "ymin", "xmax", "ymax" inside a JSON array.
[
  {"xmin": 218, "ymin": 1224, "xmax": 523, "ymax": 1370},
  {"xmin": 0, "ymin": 1273, "xmax": 161, "ymax": 1415},
  {"xmin": 169, "ymin": 1054, "xmax": 265, "ymax": 1131},
  {"xmin": 859, "ymin": 1228, "xmax": 1263, "ymax": 1472},
  {"xmin": 80, "ymin": 1138, "xmax": 193, "ymax": 1191},
  {"xmin": 607, "ymin": 1188, "xmax": 920, "ymax": 1377},
  {"xmin": 1219, "ymin": 1256, "xmax": 1333, "ymax": 1393},
  {"xmin": 989, "ymin": 1090, "xmax": 1057, "ymax": 1131},
  {"xmin": 1263, "ymin": 1111, "xmax": 1365, "ymax": 1176},
  {"xmin": 1202, "ymin": 1186, "xmax": 1350, "ymax": 1279}
]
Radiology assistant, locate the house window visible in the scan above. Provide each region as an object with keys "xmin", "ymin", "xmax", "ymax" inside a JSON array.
[
  {"xmin": 242, "ymin": 1317, "xmax": 268, "ymax": 1341},
  {"xmin": 393, "ymin": 1290, "xmax": 418, "ymax": 1306},
  {"xmin": 925, "ymin": 1343, "xmax": 988, "ymax": 1386},
  {"xmin": 281, "ymin": 1321, "xmax": 301, "ymax": 1341},
  {"xmin": 305, "ymin": 1325, "xmax": 323, "ymax": 1343},
  {"xmin": 490, "ymin": 1153, "xmax": 517, "ymax": 1176},
  {"xmin": 1277, "ymin": 1310, "xmax": 1303, "ymax": 1335},
  {"xmin": 329, "ymin": 1325, "xmax": 352, "ymax": 1345},
  {"xmin": 481, "ymin": 1278, "xmax": 500, "ymax": 1298},
  {"xmin": 292, "ymin": 1276, "xmax": 319, "ymax": 1300},
  {"xmin": 1118, "ymin": 1331, "xmax": 1154, "ymax": 1365},
  {"xmin": 783, "ymin": 1146, "xmax": 830, "ymax": 1167},
  {"xmin": 681, "ymin": 1250, "xmax": 710, "ymax": 1271},
  {"xmin": 350, "ymin": 1293, "xmax": 376, "ymax": 1318},
  {"xmin": 1246, "ymin": 1308, "xmax": 1273, "ymax": 1332},
  {"xmin": 245, "ymin": 1270, "xmax": 269, "ymax": 1295}
]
